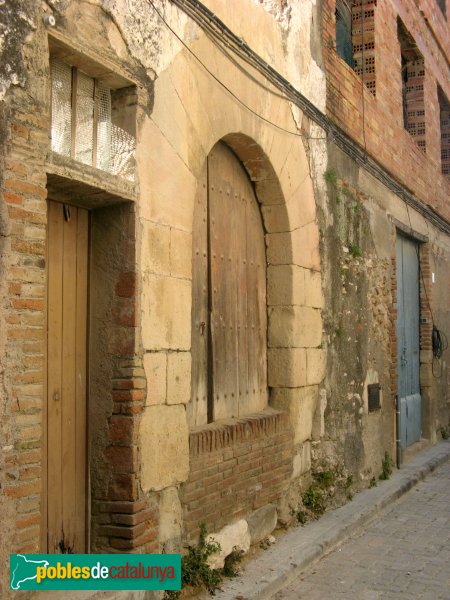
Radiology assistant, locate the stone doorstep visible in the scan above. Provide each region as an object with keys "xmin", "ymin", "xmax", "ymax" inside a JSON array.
[
  {"xmin": 401, "ymin": 437, "xmax": 430, "ymax": 464},
  {"xmin": 198, "ymin": 440, "xmax": 450, "ymax": 600}
]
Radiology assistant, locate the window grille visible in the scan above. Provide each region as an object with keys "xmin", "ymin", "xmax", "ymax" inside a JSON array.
[
  {"xmin": 75, "ymin": 70, "xmax": 95, "ymax": 166},
  {"xmin": 51, "ymin": 59, "xmax": 72, "ymax": 157},
  {"xmin": 368, "ymin": 384, "xmax": 381, "ymax": 412},
  {"xmin": 50, "ymin": 57, "xmax": 135, "ymax": 180}
]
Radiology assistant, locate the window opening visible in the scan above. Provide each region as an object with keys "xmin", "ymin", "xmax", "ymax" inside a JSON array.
[
  {"xmin": 335, "ymin": 0, "xmax": 377, "ymax": 96},
  {"xmin": 336, "ymin": 0, "xmax": 353, "ymax": 68},
  {"xmin": 436, "ymin": 0, "xmax": 446, "ymax": 17},
  {"xmin": 50, "ymin": 57, "xmax": 135, "ymax": 180},
  {"xmin": 398, "ymin": 20, "xmax": 426, "ymax": 153},
  {"xmin": 438, "ymin": 85, "xmax": 450, "ymax": 179}
]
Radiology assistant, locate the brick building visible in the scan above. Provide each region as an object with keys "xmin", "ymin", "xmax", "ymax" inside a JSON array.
[{"xmin": 0, "ymin": 0, "xmax": 448, "ymax": 597}]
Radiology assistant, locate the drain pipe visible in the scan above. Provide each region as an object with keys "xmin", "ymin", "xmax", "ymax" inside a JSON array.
[{"xmin": 395, "ymin": 395, "xmax": 402, "ymax": 468}]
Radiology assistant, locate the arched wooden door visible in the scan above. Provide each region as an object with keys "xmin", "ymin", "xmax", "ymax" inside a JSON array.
[{"xmin": 190, "ymin": 142, "xmax": 267, "ymax": 425}]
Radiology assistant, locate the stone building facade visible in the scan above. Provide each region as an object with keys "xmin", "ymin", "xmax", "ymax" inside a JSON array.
[{"xmin": 0, "ymin": 0, "xmax": 448, "ymax": 597}]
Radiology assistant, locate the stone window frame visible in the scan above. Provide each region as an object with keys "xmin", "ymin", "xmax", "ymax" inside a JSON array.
[{"xmin": 48, "ymin": 35, "xmax": 137, "ymax": 181}]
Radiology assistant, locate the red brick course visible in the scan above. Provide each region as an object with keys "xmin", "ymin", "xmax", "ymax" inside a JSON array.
[{"xmin": 180, "ymin": 411, "xmax": 293, "ymax": 543}]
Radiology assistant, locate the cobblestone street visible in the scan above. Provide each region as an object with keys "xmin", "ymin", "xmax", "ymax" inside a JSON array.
[{"xmin": 274, "ymin": 461, "xmax": 450, "ymax": 600}]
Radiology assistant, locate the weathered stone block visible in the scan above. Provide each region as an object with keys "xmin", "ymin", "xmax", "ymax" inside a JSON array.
[
  {"xmin": 246, "ymin": 504, "xmax": 277, "ymax": 545},
  {"xmin": 254, "ymin": 178, "xmax": 285, "ymax": 205},
  {"xmin": 261, "ymin": 203, "xmax": 290, "ymax": 233},
  {"xmin": 170, "ymin": 228, "xmax": 192, "ymax": 279},
  {"xmin": 267, "ymin": 222, "xmax": 320, "ymax": 271},
  {"xmin": 207, "ymin": 520, "xmax": 251, "ymax": 569},
  {"xmin": 292, "ymin": 442, "xmax": 311, "ymax": 478},
  {"xmin": 167, "ymin": 352, "xmax": 191, "ymax": 405},
  {"xmin": 304, "ymin": 269, "xmax": 324, "ymax": 308},
  {"xmin": 420, "ymin": 363, "xmax": 432, "ymax": 387},
  {"xmin": 271, "ymin": 386, "xmax": 318, "ymax": 444},
  {"xmin": 261, "ymin": 182, "xmax": 316, "ymax": 233},
  {"xmin": 144, "ymin": 352, "xmax": 166, "ymax": 406},
  {"xmin": 291, "ymin": 223, "xmax": 321, "ymax": 271},
  {"xmin": 138, "ymin": 120, "xmax": 196, "ymax": 232},
  {"xmin": 140, "ymin": 405, "xmax": 189, "ymax": 491},
  {"xmin": 420, "ymin": 350, "xmax": 433, "ymax": 364},
  {"xmin": 141, "ymin": 274, "xmax": 191, "ymax": 350},
  {"xmin": 159, "ymin": 487, "xmax": 182, "ymax": 545},
  {"xmin": 267, "ymin": 265, "xmax": 305, "ymax": 306},
  {"xmin": 268, "ymin": 306, "xmax": 322, "ymax": 348},
  {"xmin": 268, "ymin": 348, "xmax": 306, "ymax": 387},
  {"xmin": 141, "ymin": 221, "xmax": 170, "ymax": 275},
  {"xmin": 306, "ymin": 348, "xmax": 326, "ymax": 384}
]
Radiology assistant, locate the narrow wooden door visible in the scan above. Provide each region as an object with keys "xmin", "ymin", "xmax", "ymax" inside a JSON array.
[
  {"xmin": 396, "ymin": 233, "xmax": 421, "ymax": 449},
  {"xmin": 190, "ymin": 142, "xmax": 267, "ymax": 425},
  {"xmin": 47, "ymin": 200, "xmax": 88, "ymax": 553}
]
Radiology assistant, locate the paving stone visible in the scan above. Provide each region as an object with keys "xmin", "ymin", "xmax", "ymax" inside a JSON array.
[
  {"xmin": 276, "ymin": 460, "xmax": 450, "ymax": 599},
  {"xmin": 199, "ymin": 442, "xmax": 450, "ymax": 600}
]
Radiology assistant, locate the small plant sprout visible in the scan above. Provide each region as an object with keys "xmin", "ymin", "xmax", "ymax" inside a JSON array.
[
  {"xmin": 379, "ymin": 452, "xmax": 394, "ymax": 481},
  {"xmin": 324, "ymin": 168, "xmax": 338, "ymax": 186}
]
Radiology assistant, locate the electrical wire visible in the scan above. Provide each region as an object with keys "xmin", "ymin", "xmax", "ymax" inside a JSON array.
[
  {"xmin": 166, "ymin": 0, "xmax": 450, "ymax": 235},
  {"xmin": 146, "ymin": 0, "xmax": 327, "ymax": 140}
]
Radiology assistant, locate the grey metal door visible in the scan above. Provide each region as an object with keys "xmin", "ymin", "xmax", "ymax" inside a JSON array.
[{"xmin": 396, "ymin": 233, "xmax": 421, "ymax": 449}]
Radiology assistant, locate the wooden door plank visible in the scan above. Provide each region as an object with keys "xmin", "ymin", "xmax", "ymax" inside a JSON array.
[
  {"xmin": 47, "ymin": 201, "xmax": 64, "ymax": 552},
  {"xmin": 75, "ymin": 207, "xmax": 88, "ymax": 551},
  {"xmin": 227, "ymin": 155, "xmax": 241, "ymax": 419},
  {"xmin": 207, "ymin": 142, "xmax": 268, "ymax": 421},
  {"xmin": 245, "ymin": 191, "xmax": 268, "ymax": 414},
  {"xmin": 189, "ymin": 164, "xmax": 209, "ymax": 426},
  {"xmin": 61, "ymin": 205, "xmax": 78, "ymax": 551},
  {"xmin": 236, "ymin": 181, "xmax": 249, "ymax": 416},
  {"xmin": 209, "ymin": 143, "xmax": 239, "ymax": 420}
]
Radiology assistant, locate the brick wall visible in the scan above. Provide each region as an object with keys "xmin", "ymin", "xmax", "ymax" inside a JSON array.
[
  {"xmin": 88, "ymin": 206, "xmax": 160, "ymax": 554},
  {"xmin": 180, "ymin": 410, "xmax": 293, "ymax": 543},
  {"xmin": 1, "ymin": 109, "xmax": 49, "ymax": 566},
  {"xmin": 323, "ymin": 0, "xmax": 450, "ymax": 222}
]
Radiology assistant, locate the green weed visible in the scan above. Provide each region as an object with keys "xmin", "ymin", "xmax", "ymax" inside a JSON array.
[
  {"xmin": 164, "ymin": 523, "xmax": 222, "ymax": 600},
  {"xmin": 302, "ymin": 485, "xmax": 326, "ymax": 515},
  {"xmin": 324, "ymin": 168, "xmax": 338, "ymax": 186},
  {"xmin": 348, "ymin": 243, "xmax": 362, "ymax": 258},
  {"xmin": 379, "ymin": 452, "xmax": 394, "ymax": 481},
  {"xmin": 222, "ymin": 547, "xmax": 244, "ymax": 578}
]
